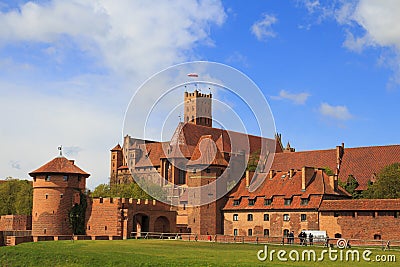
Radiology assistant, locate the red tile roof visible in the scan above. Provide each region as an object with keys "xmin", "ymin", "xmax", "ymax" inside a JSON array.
[
  {"xmin": 111, "ymin": 144, "xmax": 122, "ymax": 151},
  {"xmin": 187, "ymin": 135, "xmax": 228, "ymax": 166},
  {"xmin": 271, "ymin": 149, "xmax": 337, "ymax": 173},
  {"xmin": 338, "ymin": 145, "xmax": 400, "ymax": 190},
  {"xmin": 224, "ymin": 169, "xmax": 349, "ymax": 211},
  {"xmin": 175, "ymin": 122, "xmax": 277, "ymax": 155},
  {"xmin": 29, "ymin": 157, "xmax": 90, "ymax": 176},
  {"xmin": 320, "ymin": 199, "xmax": 400, "ymax": 211}
]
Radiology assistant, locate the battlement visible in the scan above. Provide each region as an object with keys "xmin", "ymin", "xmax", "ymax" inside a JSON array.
[
  {"xmin": 184, "ymin": 90, "xmax": 212, "ymax": 99},
  {"xmin": 91, "ymin": 197, "xmax": 157, "ymax": 206}
]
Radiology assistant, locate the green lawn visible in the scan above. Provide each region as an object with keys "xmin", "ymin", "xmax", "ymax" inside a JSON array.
[{"xmin": 0, "ymin": 239, "xmax": 398, "ymax": 267}]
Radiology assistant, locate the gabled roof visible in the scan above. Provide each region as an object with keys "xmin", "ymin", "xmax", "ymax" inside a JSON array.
[
  {"xmin": 29, "ymin": 157, "xmax": 90, "ymax": 176},
  {"xmin": 320, "ymin": 199, "xmax": 400, "ymax": 211},
  {"xmin": 224, "ymin": 169, "xmax": 349, "ymax": 210},
  {"xmin": 111, "ymin": 144, "xmax": 122, "ymax": 151},
  {"xmin": 271, "ymin": 149, "xmax": 337, "ymax": 173},
  {"xmin": 338, "ymin": 145, "xmax": 400, "ymax": 190},
  {"xmin": 174, "ymin": 122, "xmax": 277, "ymax": 156},
  {"xmin": 187, "ymin": 135, "xmax": 228, "ymax": 166}
]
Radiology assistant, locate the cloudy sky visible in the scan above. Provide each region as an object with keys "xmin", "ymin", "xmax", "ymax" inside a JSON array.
[{"xmin": 1, "ymin": 0, "xmax": 399, "ymax": 189}]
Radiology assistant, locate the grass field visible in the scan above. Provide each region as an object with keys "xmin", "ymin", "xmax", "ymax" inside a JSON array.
[{"xmin": 0, "ymin": 239, "xmax": 398, "ymax": 267}]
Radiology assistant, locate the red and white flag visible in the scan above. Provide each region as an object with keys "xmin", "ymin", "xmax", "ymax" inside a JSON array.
[{"xmin": 187, "ymin": 73, "xmax": 199, "ymax": 78}]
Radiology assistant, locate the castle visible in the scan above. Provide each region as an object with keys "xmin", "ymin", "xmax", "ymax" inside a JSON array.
[{"xmin": 2, "ymin": 89, "xmax": 400, "ymax": 246}]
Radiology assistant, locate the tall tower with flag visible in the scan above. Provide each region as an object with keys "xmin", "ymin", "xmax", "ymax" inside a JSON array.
[{"xmin": 184, "ymin": 89, "xmax": 212, "ymax": 127}]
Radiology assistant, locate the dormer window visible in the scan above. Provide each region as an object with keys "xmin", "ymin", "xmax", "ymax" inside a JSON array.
[
  {"xmin": 264, "ymin": 198, "xmax": 272, "ymax": 206},
  {"xmin": 45, "ymin": 175, "xmax": 51, "ymax": 182},
  {"xmin": 284, "ymin": 198, "xmax": 292, "ymax": 206},
  {"xmin": 248, "ymin": 199, "xmax": 255, "ymax": 206},
  {"xmin": 233, "ymin": 199, "xmax": 240, "ymax": 206},
  {"xmin": 300, "ymin": 198, "xmax": 309, "ymax": 206}
]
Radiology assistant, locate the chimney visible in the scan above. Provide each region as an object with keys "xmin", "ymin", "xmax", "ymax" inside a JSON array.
[
  {"xmin": 329, "ymin": 175, "xmax": 338, "ymax": 191},
  {"xmin": 335, "ymin": 143, "xmax": 345, "ymax": 175},
  {"xmin": 301, "ymin": 166, "xmax": 315, "ymax": 191},
  {"xmin": 289, "ymin": 169, "xmax": 295, "ymax": 178},
  {"xmin": 269, "ymin": 169, "xmax": 275, "ymax": 179},
  {"xmin": 246, "ymin": 170, "xmax": 250, "ymax": 187},
  {"xmin": 69, "ymin": 160, "xmax": 75, "ymax": 165}
]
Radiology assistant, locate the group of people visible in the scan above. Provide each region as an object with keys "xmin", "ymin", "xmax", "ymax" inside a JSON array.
[
  {"xmin": 298, "ymin": 231, "xmax": 313, "ymax": 246},
  {"xmin": 284, "ymin": 231, "xmax": 314, "ymax": 246}
]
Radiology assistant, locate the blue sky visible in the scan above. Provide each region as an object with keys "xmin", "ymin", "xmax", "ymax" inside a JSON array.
[{"xmin": 0, "ymin": 0, "xmax": 399, "ymax": 189}]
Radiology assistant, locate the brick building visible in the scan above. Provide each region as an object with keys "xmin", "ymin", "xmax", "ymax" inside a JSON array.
[{"xmin": 8, "ymin": 89, "xmax": 400, "ymax": 243}]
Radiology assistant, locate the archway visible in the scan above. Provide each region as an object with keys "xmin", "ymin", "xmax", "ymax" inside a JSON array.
[
  {"xmin": 154, "ymin": 216, "xmax": 170, "ymax": 233},
  {"xmin": 134, "ymin": 213, "xmax": 149, "ymax": 236}
]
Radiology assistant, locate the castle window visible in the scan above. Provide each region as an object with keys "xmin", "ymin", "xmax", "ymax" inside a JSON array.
[
  {"xmin": 301, "ymin": 214, "xmax": 307, "ymax": 222},
  {"xmin": 100, "ymin": 198, "xmax": 103, "ymax": 203},
  {"xmin": 44, "ymin": 229, "xmax": 46, "ymax": 234},
  {"xmin": 284, "ymin": 198, "xmax": 292, "ymax": 206},
  {"xmin": 60, "ymin": 194, "xmax": 63, "ymax": 199},
  {"xmin": 247, "ymin": 214, "xmax": 253, "ymax": 221},
  {"xmin": 45, "ymin": 194, "xmax": 48, "ymax": 199},
  {"xmin": 374, "ymin": 234, "xmax": 382, "ymax": 240},
  {"xmin": 248, "ymin": 199, "xmax": 255, "ymax": 206},
  {"xmin": 233, "ymin": 214, "xmax": 238, "ymax": 221},
  {"xmin": 264, "ymin": 198, "xmax": 272, "ymax": 206},
  {"xmin": 63, "ymin": 175, "xmax": 69, "ymax": 181},
  {"xmin": 248, "ymin": 229, "xmax": 253, "ymax": 236},
  {"xmin": 263, "ymin": 214, "xmax": 269, "ymax": 221},
  {"xmin": 264, "ymin": 229, "xmax": 270, "ymax": 237},
  {"xmin": 78, "ymin": 176, "xmax": 81, "ymax": 182},
  {"xmin": 334, "ymin": 233, "xmax": 342, "ymax": 238},
  {"xmin": 283, "ymin": 214, "xmax": 290, "ymax": 221},
  {"xmin": 33, "ymin": 177, "xmax": 36, "ymax": 182},
  {"xmin": 113, "ymin": 155, "xmax": 115, "ymax": 159},
  {"xmin": 45, "ymin": 175, "xmax": 51, "ymax": 181},
  {"xmin": 88, "ymin": 226, "xmax": 90, "ymax": 230},
  {"xmin": 105, "ymin": 226, "xmax": 107, "ymax": 231},
  {"xmin": 300, "ymin": 198, "xmax": 309, "ymax": 206},
  {"xmin": 283, "ymin": 229, "xmax": 289, "ymax": 237},
  {"xmin": 233, "ymin": 229, "xmax": 238, "ymax": 236},
  {"xmin": 233, "ymin": 199, "xmax": 240, "ymax": 206},
  {"xmin": 178, "ymin": 170, "xmax": 186, "ymax": 184}
]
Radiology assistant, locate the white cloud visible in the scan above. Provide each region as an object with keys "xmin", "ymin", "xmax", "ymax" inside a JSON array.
[
  {"xmin": 0, "ymin": 0, "xmax": 226, "ymax": 78},
  {"xmin": 251, "ymin": 14, "xmax": 277, "ymax": 41},
  {"xmin": 302, "ymin": 0, "xmax": 400, "ymax": 87},
  {"xmin": 271, "ymin": 90, "xmax": 310, "ymax": 105},
  {"xmin": 319, "ymin": 102, "xmax": 353, "ymax": 121},
  {"xmin": 0, "ymin": 0, "xmax": 227, "ymax": 188}
]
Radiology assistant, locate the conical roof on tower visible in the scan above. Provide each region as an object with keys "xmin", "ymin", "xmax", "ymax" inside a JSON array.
[{"xmin": 29, "ymin": 156, "xmax": 90, "ymax": 176}]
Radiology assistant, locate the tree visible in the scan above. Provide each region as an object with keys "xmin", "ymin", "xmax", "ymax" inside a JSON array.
[
  {"xmin": 322, "ymin": 166, "xmax": 335, "ymax": 176},
  {"xmin": 247, "ymin": 150, "xmax": 261, "ymax": 172},
  {"xmin": 338, "ymin": 175, "xmax": 362, "ymax": 199},
  {"xmin": 91, "ymin": 181, "xmax": 163, "ymax": 200},
  {"xmin": 91, "ymin": 184, "xmax": 111, "ymax": 198},
  {"xmin": 0, "ymin": 178, "xmax": 32, "ymax": 215},
  {"xmin": 363, "ymin": 163, "xmax": 400, "ymax": 199}
]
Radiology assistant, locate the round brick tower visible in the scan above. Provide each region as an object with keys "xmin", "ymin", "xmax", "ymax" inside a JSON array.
[{"xmin": 29, "ymin": 155, "xmax": 90, "ymax": 236}]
